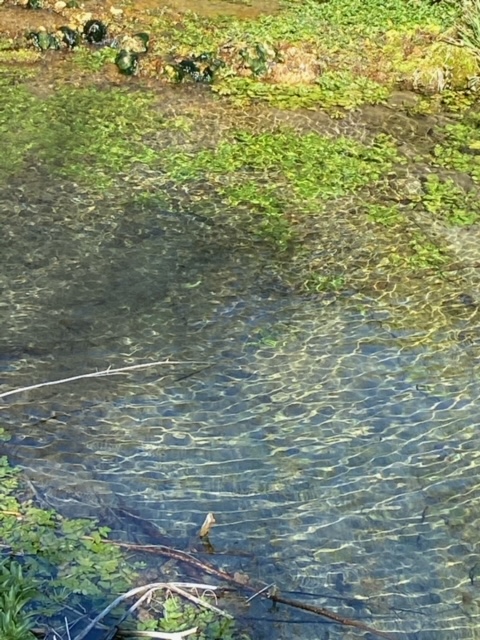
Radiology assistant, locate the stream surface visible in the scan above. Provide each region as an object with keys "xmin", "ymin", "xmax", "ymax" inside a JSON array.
[{"xmin": 2, "ymin": 90, "xmax": 480, "ymax": 640}]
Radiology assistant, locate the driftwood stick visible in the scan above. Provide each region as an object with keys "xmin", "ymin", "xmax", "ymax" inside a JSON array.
[
  {"xmin": 88, "ymin": 538, "xmax": 397, "ymax": 640},
  {"xmin": 270, "ymin": 593, "xmax": 396, "ymax": 640},
  {"xmin": 0, "ymin": 359, "xmax": 208, "ymax": 400}
]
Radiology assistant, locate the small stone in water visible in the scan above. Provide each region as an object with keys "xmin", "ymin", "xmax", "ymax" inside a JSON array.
[
  {"xmin": 83, "ymin": 19, "xmax": 108, "ymax": 44},
  {"xmin": 115, "ymin": 49, "xmax": 139, "ymax": 76},
  {"xmin": 28, "ymin": 31, "xmax": 60, "ymax": 51},
  {"xmin": 59, "ymin": 26, "xmax": 80, "ymax": 49}
]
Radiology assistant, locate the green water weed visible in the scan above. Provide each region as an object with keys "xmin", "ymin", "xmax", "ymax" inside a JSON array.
[
  {"xmin": 214, "ymin": 71, "xmax": 390, "ymax": 111},
  {"xmin": 365, "ymin": 203, "xmax": 403, "ymax": 227},
  {"xmin": 0, "ymin": 84, "xmax": 162, "ymax": 188},
  {"xmin": 422, "ymin": 173, "xmax": 480, "ymax": 225},
  {"xmin": 433, "ymin": 119, "xmax": 480, "ymax": 182},
  {"xmin": 0, "ymin": 559, "xmax": 37, "ymax": 640},
  {"xmin": 408, "ymin": 233, "xmax": 449, "ymax": 269}
]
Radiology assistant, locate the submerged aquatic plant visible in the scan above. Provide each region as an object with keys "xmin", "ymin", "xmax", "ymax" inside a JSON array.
[{"xmin": 0, "ymin": 559, "xmax": 37, "ymax": 640}]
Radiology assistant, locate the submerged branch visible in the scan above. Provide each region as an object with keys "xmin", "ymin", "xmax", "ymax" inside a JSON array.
[
  {"xmin": 89, "ymin": 538, "xmax": 397, "ymax": 640},
  {"xmin": 0, "ymin": 359, "xmax": 208, "ymax": 400}
]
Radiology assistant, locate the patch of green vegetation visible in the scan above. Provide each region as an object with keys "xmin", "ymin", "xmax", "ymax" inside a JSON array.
[
  {"xmin": 0, "ymin": 84, "xmax": 163, "ymax": 188},
  {"xmin": 408, "ymin": 232, "xmax": 449, "ymax": 269},
  {"xmin": 0, "ymin": 559, "xmax": 37, "ymax": 640},
  {"xmin": 138, "ymin": 595, "xmax": 249, "ymax": 640},
  {"xmin": 72, "ymin": 45, "xmax": 118, "ymax": 72},
  {"xmin": 0, "ymin": 439, "xmax": 250, "ymax": 639},
  {"xmin": 0, "ymin": 455, "xmax": 133, "ymax": 616},
  {"xmin": 151, "ymin": 11, "xmax": 227, "ymax": 56},
  {"xmin": 162, "ymin": 128, "xmax": 398, "ymax": 248},
  {"xmin": 303, "ymin": 273, "xmax": 347, "ymax": 292},
  {"xmin": 365, "ymin": 203, "xmax": 403, "ymax": 227},
  {"xmin": 433, "ymin": 118, "xmax": 480, "ymax": 182},
  {"xmin": 165, "ymin": 129, "xmax": 398, "ymax": 197},
  {"xmin": 222, "ymin": 182, "xmax": 294, "ymax": 249},
  {"xmin": 422, "ymin": 173, "xmax": 480, "ymax": 225},
  {"xmin": 246, "ymin": 324, "xmax": 293, "ymax": 349},
  {"xmin": 232, "ymin": 0, "xmax": 457, "ymax": 45},
  {"xmin": 214, "ymin": 71, "xmax": 390, "ymax": 111}
]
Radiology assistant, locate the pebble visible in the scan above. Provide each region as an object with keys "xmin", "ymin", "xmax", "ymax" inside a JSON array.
[
  {"xmin": 110, "ymin": 6, "xmax": 123, "ymax": 16},
  {"xmin": 54, "ymin": 0, "xmax": 66, "ymax": 10}
]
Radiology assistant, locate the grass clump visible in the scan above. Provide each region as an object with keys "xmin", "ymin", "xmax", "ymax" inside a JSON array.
[
  {"xmin": 457, "ymin": 0, "xmax": 480, "ymax": 57},
  {"xmin": 0, "ymin": 560, "xmax": 37, "ymax": 640}
]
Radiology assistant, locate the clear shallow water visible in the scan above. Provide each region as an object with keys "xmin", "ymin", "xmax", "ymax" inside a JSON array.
[{"xmin": 2, "ymin": 172, "xmax": 480, "ymax": 639}]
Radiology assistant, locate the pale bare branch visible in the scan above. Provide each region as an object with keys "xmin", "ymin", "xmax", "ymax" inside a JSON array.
[{"xmin": 0, "ymin": 360, "xmax": 208, "ymax": 400}]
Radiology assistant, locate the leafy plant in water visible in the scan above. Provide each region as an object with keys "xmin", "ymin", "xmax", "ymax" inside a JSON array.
[
  {"xmin": 433, "ymin": 118, "xmax": 480, "ymax": 182},
  {"xmin": 365, "ymin": 203, "xmax": 402, "ymax": 227},
  {"xmin": 214, "ymin": 71, "xmax": 390, "ymax": 111},
  {"xmin": 150, "ymin": 596, "xmax": 246, "ymax": 640},
  {"xmin": 0, "ymin": 453, "xmax": 134, "ymax": 617},
  {"xmin": 303, "ymin": 273, "xmax": 346, "ymax": 292},
  {"xmin": 408, "ymin": 233, "xmax": 448, "ymax": 269},
  {"xmin": 422, "ymin": 173, "xmax": 479, "ymax": 225},
  {"xmin": 0, "ymin": 559, "xmax": 37, "ymax": 640},
  {"xmin": 0, "ymin": 84, "xmax": 162, "ymax": 188}
]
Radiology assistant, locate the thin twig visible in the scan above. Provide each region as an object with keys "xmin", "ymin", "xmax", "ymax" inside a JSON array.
[
  {"xmin": 117, "ymin": 630, "xmax": 198, "ymax": 639},
  {"xmin": 245, "ymin": 583, "xmax": 275, "ymax": 603},
  {"xmin": 65, "ymin": 616, "xmax": 72, "ymax": 640},
  {"xmin": 0, "ymin": 359, "xmax": 208, "ymax": 400}
]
